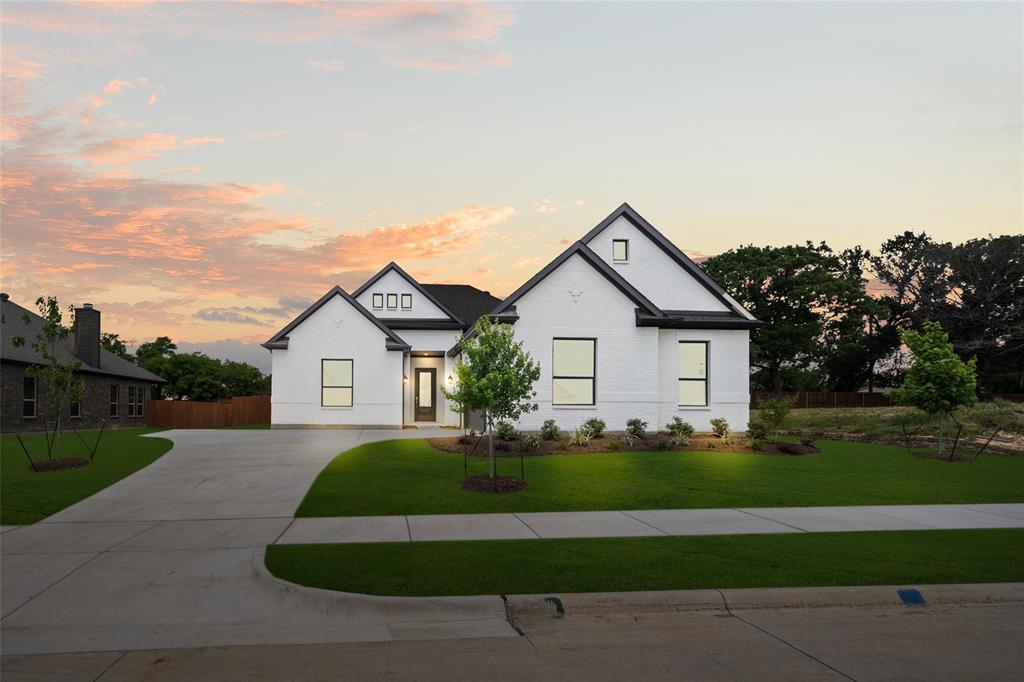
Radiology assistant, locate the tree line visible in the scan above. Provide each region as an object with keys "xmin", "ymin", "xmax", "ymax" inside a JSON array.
[
  {"xmin": 703, "ymin": 232, "xmax": 1023, "ymax": 395},
  {"xmin": 102, "ymin": 334, "xmax": 270, "ymax": 401}
]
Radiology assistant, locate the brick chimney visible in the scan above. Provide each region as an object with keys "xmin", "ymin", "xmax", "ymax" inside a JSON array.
[{"xmin": 74, "ymin": 303, "xmax": 101, "ymax": 368}]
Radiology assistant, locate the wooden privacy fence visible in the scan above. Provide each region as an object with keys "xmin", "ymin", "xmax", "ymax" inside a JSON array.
[
  {"xmin": 146, "ymin": 395, "xmax": 271, "ymax": 429},
  {"xmin": 750, "ymin": 391, "xmax": 891, "ymax": 409}
]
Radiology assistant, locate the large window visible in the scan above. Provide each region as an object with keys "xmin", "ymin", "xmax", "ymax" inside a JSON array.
[
  {"xmin": 612, "ymin": 239, "xmax": 629, "ymax": 262},
  {"xmin": 552, "ymin": 338, "xmax": 595, "ymax": 405},
  {"xmin": 386, "ymin": 293, "xmax": 398, "ymax": 310},
  {"xmin": 110, "ymin": 385, "xmax": 119, "ymax": 417},
  {"xmin": 128, "ymin": 386, "xmax": 136, "ymax": 417},
  {"xmin": 678, "ymin": 341, "xmax": 709, "ymax": 407},
  {"xmin": 372, "ymin": 293, "xmax": 384, "ymax": 309},
  {"xmin": 22, "ymin": 375, "xmax": 36, "ymax": 418},
  {"xmin": 322, "ymin": 359, "xmax": 353, "ymax": 407},
  {"xmin": 401, "ymin": 293, "xmax": 412, "ymax": 309}
]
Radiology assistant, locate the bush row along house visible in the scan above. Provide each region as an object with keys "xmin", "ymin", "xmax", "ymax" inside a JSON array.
[{"xmin": 0, "ymin": 294, "xmax": 165, "ymax": 433}]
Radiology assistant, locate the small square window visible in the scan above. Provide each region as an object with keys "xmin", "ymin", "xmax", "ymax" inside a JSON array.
[
  {"xmin": 401, "ymin": 293, "xmax": 412, "ymax": 309},
  {"xmin": 372, "ymin": 293, "xmax": 384, "ymax": 309},
  {"xmin": 386, "ymin": 293, "xmax": 398, "ymax": 309},
  {"xmin": 612, "ymin": 239, "xmax": 629, "ymax": 262}
]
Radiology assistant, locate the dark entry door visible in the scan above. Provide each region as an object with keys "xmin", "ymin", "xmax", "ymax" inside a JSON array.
[{"xmin": 414, "ymin": 368, "xmax": 437, "ymax": 422}]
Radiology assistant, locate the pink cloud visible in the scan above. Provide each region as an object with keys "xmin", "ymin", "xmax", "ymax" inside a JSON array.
[{"xmin": 102, "ymin": 77, "xmax": 132, "ymax": 94}]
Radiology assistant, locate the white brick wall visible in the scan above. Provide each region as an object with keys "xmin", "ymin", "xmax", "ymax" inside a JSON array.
[
  {"xmin": 354, "ymin": 269, "xmax": 452, "ymax": 320},
  {"xmin": 270, "ymin": 295, "xmax": 404, "ymax": 426}
]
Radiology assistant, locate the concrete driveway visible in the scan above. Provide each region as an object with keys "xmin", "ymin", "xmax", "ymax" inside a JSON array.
[{"xmin": 0, "ymin": 428, "xmax": 515, "ymax": 656}]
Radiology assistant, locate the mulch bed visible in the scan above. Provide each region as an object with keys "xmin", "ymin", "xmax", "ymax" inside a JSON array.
[
  {"xmin": 461, "ymin": 474, "xmax": 527, "ymax": 493},
  {"xmin": 758, "ymin": 441, "xmax": 820, "ymax": 456},
  {"xmin": 28, "ymin": 458, "xmax": 90, "ymax": 472},
  {"xmin": 428, "ymin": 434, "xmax": 761, "ymax": 456}
]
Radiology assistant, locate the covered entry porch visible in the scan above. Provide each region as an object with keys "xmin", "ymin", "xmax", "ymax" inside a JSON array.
[{"xmin": 403, "ymin": 351, "xmax": 460, "ymax": 427}]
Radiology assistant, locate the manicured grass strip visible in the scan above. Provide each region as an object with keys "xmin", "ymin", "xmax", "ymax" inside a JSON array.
[
  {"xmin": 295, "ymin": 439, "xmax": 1024, "ymax": 517},
  {"xmin": 266, "ymin": 528, "xmax": 1024, "ymax": 597},
  {"xmin": 1, "ymin": 428, "xmax": 173, "ymax": 525}
]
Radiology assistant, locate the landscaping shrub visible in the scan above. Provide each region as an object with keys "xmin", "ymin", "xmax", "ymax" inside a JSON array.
[
  {"xmin": 583, "ymin": 417, "xmax": 607, "ymax": 438},
  {"xmin": 607, "ymin": 440, "xmax": 622, "ymax": 452},
  {"xmin": 750, "ymin": 437, "xmax": 764, "ymax": 451},
  {"xmin": 710, "ymin": 417, "xmax": 731, "ymax": 441},
  {"xmin": 495, "ymin": 420, "xmax": 518, "ymax": 441},
  {"xmin": 619, "ymin": 432, "xmax": 638, "ymax": 449},
  {"xmin": 799, "ymin": 436, "xmax": 815, "ymax": 447},
  {"xmin": 666, "ymin": 417, "xmax": 695, "ymax": 446},
  {"xmin": 655, "ymin": 439, "xmax": 671, "ymax": 451},
  {"xmin": 521, "ymin": 433, "xmax": 541, "ymax": 451},
  {"xmin": 756, "ymin": 397, "xmax": 793, "ymax": 433},
  {"xmin": 747, "ymin": 419, "xmax": 769, "ymax": 441},
  {"xmin": 541, "ymin": 419, "xmax": 561, "ymax": 441},
  {"xmin": 568, "ymin": 427, "xmax": 593, "ymax": 447},
  {"xmin": 625, "ymin": 418, "xmax": 647, "ymax": 438}
]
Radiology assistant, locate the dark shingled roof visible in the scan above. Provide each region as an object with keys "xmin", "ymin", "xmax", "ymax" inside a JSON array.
[
  {"xmin": 1, "ymin": 297, "xmax": 166, "ymax": 383},
  {"xmin": 421, "ymin": 284, "xmax": 503, "ymax": 330}
]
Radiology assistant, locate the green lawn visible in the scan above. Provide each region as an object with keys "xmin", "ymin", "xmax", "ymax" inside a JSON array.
[
  {"xmin": 295, "ymin": 439, "xmax": 1024, "ymax": 517},
  {"xmin": 1, "ymin": 427, "xmax": 173, "ymax": 524},
  {"xmin": 266, "ymin": 528, "xmax": 1024, "ymax": 596}
]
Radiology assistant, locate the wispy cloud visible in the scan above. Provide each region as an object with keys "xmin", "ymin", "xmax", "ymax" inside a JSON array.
[
  {"xmin": 307, "ymin": 58, "xmax": 345, "ymax": 71},
  {"xmin": 343, "ymin": 131, "xmax": 368, "ymax": 139},
  {"xmin": 535, "ymin": 198, "xmax": 557, "ymax": 214}
]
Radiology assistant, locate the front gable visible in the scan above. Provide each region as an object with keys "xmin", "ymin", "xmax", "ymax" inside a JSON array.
[
  {"xmin": 263, "ymin": 286, "xmax": 408, "ymax": 351},
  {"xmin": 582, "ymin": 203, "xmax": 756, "ymax": 318},
  {"xmin": 352, "ymin": 263, "xmax": 461, "ymax": 323}
]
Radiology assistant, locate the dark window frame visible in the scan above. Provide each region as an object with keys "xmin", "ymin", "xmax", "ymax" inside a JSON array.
[
  {"xmin": 128, "ymin": 386, "xmax": 136, "ymax": 417},
  {"xmin": 677, "ymin": 340, "xmax": 709, "ymax": 407},
  {"xmin": 372, "ymin": 293, "xmax": 384, "ymax": 309},
  {"xmin": 401, "ymin": 293, "xmax": 412, "ymax": 309},
  {"xmin": 70, "ymin": 399, "xmax": 81, "ymax": 419},
  {"xmin": 552, "ymin": 337, "xmax": 597, "ymax": 406},
  {"xmin": 136, "ymin": 386, "xmax": 146, "ymax": 417},
  {"xmin": 612, "ymin": 239, "xmax": 629, "ymax": 262},
  {"xmin": 22, "ymin": 375, "xmax": 36, "ymax": 418},
  {"xmin": 321, "ymin": 358, "xmax": 354, "ymax": 407},
  {"xmin": 386, "ymin": 293, "xmax": 398, "ymax": 309},
  {"xmin": 110, "ymin": 384, "xmax": 119, "ymax": 417}
]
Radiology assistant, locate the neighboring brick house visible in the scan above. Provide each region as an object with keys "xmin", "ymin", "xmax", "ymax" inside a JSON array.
[{"xmin": 0, "ymin": 293, "xmax": 165, "ymax": 433}]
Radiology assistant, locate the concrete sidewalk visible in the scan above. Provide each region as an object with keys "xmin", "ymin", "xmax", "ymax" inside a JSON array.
[{"xmin": 275, "ymin": 503, "xmax": 1024, "ymax": 544}]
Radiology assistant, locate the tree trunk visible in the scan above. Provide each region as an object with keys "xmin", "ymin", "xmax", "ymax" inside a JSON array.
[
  {"xmin": 487, "ymin": 411, "xmax": 496, "ymax": 480},
  {"xmin": 937, "ymin": 412, "xmax": 945, "ymax": 455}
]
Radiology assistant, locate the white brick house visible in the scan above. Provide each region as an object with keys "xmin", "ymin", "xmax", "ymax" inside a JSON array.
[{"xmin": 265, "ymin": 203, "xmax": 762, "ymax": 431}]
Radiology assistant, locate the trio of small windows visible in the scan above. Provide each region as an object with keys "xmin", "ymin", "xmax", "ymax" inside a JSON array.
[
  {"xmin": 371, "ymin": 293, "xmax": 413, "ymax": 310},
  {"xmin": 550, "ymin": 338, "xmax": 709, "ymax": 407}
]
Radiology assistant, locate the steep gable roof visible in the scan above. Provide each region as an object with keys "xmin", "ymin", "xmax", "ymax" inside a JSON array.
[
  {"xmin": 351, "ymin": 262, "xmax": 464, "ymax": 325},
  {"xmin": 262, "ymin": 286, "xmax": 409, "ymax": 351},
  {"xmin": 491, "ymin": 241, "xmax": 663, "ymax": 317},
  {"xmin": 581, "ymin": 202, "xmax": 757, "ymax": 320}
]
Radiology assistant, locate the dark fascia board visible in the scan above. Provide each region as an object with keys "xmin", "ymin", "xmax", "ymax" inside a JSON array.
[
  {"xmin": 491, "ymin": 241, "xmax": 663, "ymax": 317},
  {"xmin": 636, "ymin": 310, "xmax": 765, "ymax": 330},
  {"xmin": 377, "ymin": 318, "xmax": 463, "ymax": 330},
  {"xmin": 581, "ymin": 202, "xmax": 760, "ymax": 322},
  {"xmin": 263, "ymin": 285, "xmax": 410, "ymax": 351},
  {"xmin": 351, "ymin": 262, "xmax": 464, "ymax": 326},
  {"xmin": 445, "ymin": 310, "xmax": 519, "ymax": 357},
  {"xmin": 0, "ymin": 358, "xmax": 168, "ymax": 383}
]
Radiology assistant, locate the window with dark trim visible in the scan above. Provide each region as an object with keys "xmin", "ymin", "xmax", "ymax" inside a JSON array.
[
  {"xmin": 612, "ymin": 239, "xmax": 629, "ymax": 262},
  {"xmin": 110, "ymin": 385, "xmax": 119, "ymax": 417},
  {"xmin": 372, "ymin": 293, "xmax": 384, "ymax": 309},
  {"xmin": 70, "ymin": 399, "xmax": 81, "ymax": 419},
  {"xmin": 128, "ymin": 386, "xmax": 136, "ymax": 417},
  {"xmin": 678, "ymin": 341, "xmax": 709, "ymax": 406},
  {"xmin": 136, "ymin": 386, "xmax": 146, "ymax": 416},
  {"xmin": 401, "ymin": 293, "xmax": 412, "ymax": 309},
  {"xmin": 22, "ymin": 375, "xmax": 36, "ymax": 418},
  {"xmin": 386, "ymin": 293, "xmax": 398, "ymax": 309},
  {"xmin": 552, "ymin": 338, "xmax": 596, "ymax": 405},
  {"xmin": 322, "ymin": 359, "xmax": 353, "ymax": 407}
]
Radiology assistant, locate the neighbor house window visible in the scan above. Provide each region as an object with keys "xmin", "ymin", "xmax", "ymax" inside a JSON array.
[
  {"xmin": 678, "ymin": 341, "xmax": 709, "ymax": 407},
  {"xmin": 136, "ymin": 386, "xmax": 146, "ymax": 416},
  {"xmin": 401, "ymin": 293, "xmax": 412, "ymax": 309},
  {"xmin": 128, "ymin": 386, "xmax": 136, "ymax": 417},
  {"xmin": 372, "ymin": 293, "xmax": 384, "ymax": 309},
  {"xmin": 386, "ymin": 293, "xmax": 398, "ymax": 309},
  {"xmin": 22, "ymin": 375, "xmax": 36, "ymax": 418},
  {"xmin": 552, "ymin": 338, "xmax": 595, "ymax": 405},
  {"xmin": 110, "ymin": 385, "xmax": 119, "ymax": 417},
  {"xmin": 612, "ymin": 239, "xmax": 629, "ymax": 262},
  {"xmin": 322, "ymin": 359, "xmax": 353, "ymax": 407},
  {"xmin": 70, "ymin": 400, "xmax": 81, "ymax": 419}
]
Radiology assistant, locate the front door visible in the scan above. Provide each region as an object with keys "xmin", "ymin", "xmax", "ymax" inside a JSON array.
[{"xmin": 414, "ymin": 368, "xmax": 437, "ymax": 422}]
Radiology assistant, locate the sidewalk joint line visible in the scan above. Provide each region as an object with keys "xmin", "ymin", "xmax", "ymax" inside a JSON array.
[
  {"xmin": 620, "ymin": 510, "xmax": 670, "ymax": 535},
  {"xmin": 513, "ymin": 513, "xmax": 543, "ymax": 539},
  {"xmin": 405, "ymin": 516, "xmax": 413, "ymax": 542},
  {"xmin": 730, "ymin": 508, "xmax": 808, "ymax": 533}
]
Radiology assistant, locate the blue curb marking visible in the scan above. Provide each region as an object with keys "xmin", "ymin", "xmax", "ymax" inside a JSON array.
[{"xmin": 897, "ymin": 588, "xmax": 926, "ymax": 606}]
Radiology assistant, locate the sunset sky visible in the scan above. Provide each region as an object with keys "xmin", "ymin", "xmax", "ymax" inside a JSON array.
[{"xmin": 2, "ymin": 1, "xmax": 1020, "ymax": 372}]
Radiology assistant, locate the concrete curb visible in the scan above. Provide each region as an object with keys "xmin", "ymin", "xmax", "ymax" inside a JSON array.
[{"xmin": 506, "ymin": 583, "xmax": 1024, "ymax": 620}]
